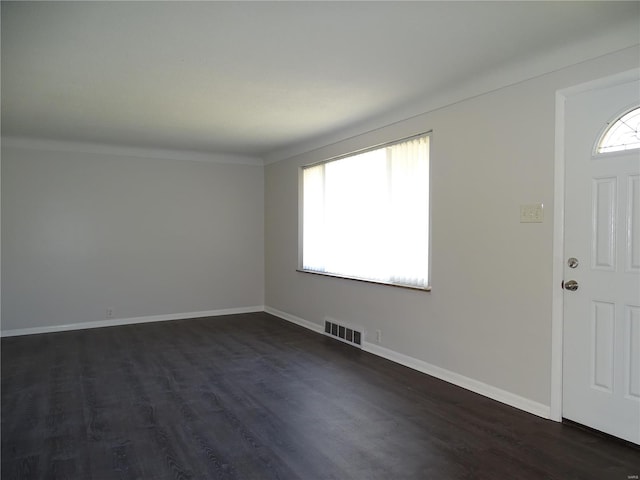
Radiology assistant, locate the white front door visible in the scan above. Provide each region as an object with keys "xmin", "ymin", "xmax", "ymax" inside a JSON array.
[{"xmin": 563, "ymin": 77, "xmax": 640, "ymax": 445}]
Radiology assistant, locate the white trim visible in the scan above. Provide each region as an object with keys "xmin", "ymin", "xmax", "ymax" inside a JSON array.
[
  {"xmin": 266, "ymin": 306, "xmax": 551, "ymax": 419},
  {"xmin": 265, "ymin": 42, "xmax": 640, "ymax": 165},
  {"xmin": 550, "ymin": 90, "xmax": 566, "ymax": 422},
  {"xmin": 8, "ymin": 303, "xmax": 552, "ymax": 418},
  {"xmin": 551, "ymin": 67, "xmax": 640, "ymax": 422},
  {"xmin": 1, "ymin": 136, "xmax": 264, "ymax": 167},
  {"xmin": 363, "ymin": 342, "xmax": 551, "ymax": 419},
  {"xmin": 264, "ymin": 306, "xmax": 324, "ymax": 334},
  {"xmin": 0, "ymin": 306, "xmax": 265, "ymax": 337}
]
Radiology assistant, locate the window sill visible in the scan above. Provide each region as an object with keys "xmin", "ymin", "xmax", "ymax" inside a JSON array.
[{"xmin": 296, "ymin": 269, "xmax": 432, "ymax": 292}]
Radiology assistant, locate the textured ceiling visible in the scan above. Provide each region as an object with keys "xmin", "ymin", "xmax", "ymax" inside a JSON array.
[{"xmin": 2, "ymin": 1, "xmax": 639, "ymax": 161}]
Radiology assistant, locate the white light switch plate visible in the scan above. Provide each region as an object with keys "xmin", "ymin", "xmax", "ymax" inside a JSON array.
[{"xmin": 520, "ymin": 203, "xmax": 544, "ymax": 223}]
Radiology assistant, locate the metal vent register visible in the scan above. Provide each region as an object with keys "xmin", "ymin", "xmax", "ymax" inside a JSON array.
[{"xmin": 324, "ymin": 319, "xmax": 362, "ymax": 348}]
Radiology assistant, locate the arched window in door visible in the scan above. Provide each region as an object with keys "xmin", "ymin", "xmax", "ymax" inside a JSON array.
[{"xmin": 596, "ymin": 106, "xmax": 640, "ymax": 154}]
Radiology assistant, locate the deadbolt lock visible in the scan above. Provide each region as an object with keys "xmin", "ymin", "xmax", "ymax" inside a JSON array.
[{"xmin": 567, "ymin": 257, "xmax": 579, "ymax": 269}]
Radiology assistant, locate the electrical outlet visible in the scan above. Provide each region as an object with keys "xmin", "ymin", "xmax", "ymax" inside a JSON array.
[{"xmin": 106, "ymin": 308, "xmax": 114, "ymax": 319}]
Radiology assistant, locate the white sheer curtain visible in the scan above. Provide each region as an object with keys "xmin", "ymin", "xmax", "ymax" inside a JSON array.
[{"xmin": 303, "ymin": 135, "xmax": 429, "ymax": 288}]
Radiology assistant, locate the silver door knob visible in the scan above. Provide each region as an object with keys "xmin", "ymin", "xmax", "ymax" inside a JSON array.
[{"xmin": 563, "ymin": 280, "xmax": 579, "ymax": 291}]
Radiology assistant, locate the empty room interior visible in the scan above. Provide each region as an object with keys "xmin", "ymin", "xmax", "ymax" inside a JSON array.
[{"xmin": 2, "ymin": 1, "xmax": 640, "ymax": 479}]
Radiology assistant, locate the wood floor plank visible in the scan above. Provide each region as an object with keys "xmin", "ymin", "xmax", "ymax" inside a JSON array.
[{"xmin": 2, "ymin": 312, "xmax": 639, "ymax": 479}]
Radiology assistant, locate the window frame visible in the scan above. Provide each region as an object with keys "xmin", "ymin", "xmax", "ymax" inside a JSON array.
[
  {"xmin": 593, "ymin": 104, "xmax": 640, "ymax": 156},
  {"xmin": 297, "ymin": 131, "xmax": 432, "ymax": 292}
]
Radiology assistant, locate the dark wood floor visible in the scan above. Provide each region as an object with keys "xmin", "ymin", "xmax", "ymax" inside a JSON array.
[{"xmin": 2, "ymin": 313, "xmax": 638, "ymax": 479}]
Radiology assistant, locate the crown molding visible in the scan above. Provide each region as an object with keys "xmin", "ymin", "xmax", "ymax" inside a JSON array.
[
  {"xmin": 1, "ymin": 136, "xmax": 265, "ymax": 167},
  {"xmin": 264, "ymin": 26, "xmax": 640, "ymax": 165}
]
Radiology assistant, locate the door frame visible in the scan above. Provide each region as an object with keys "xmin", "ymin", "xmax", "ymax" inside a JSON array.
[{"xmin": 550, "ymin": 68, "xmax": 640, "ymax": 422}]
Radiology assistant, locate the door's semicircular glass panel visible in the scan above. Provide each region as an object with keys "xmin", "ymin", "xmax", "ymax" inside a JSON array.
[{"xmin": 597, "ymin": 106, "xmax": 640, "ymax": 154}]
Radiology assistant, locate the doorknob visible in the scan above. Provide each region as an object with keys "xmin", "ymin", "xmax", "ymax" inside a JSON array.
[{"xmin": 563, "ymin": 280, "xmax": 579, "ymax": 291}]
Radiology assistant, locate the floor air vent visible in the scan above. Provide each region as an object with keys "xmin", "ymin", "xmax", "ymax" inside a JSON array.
[{"xmin": 324, "ymin": 319, "xmax": 362, "ymax": 348}]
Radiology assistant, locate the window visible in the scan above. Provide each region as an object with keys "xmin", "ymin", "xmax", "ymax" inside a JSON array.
[
  {"xmin": 596, "ymin": 106, "xmax": 640, "ymax": 154},
  {"xmin": 301, "ymin": 133, "xmax": 430, "ymax": 290}
]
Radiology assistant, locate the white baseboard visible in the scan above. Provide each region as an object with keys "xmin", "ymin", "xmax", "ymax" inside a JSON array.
[
  {"xmin": 265, "ymin": 306, "xmax": 551, "ymax": 420},
  {"xmin": 0, "ymin": 305, "xmax": 265, "ymax": 337},
  {"xmin": 362, "ymin": 342, "xmax": 550, "ymax": 419},
  {"xmin": 4, "ymin": 304, "xmax": 552, "ymax": 420},
  {"xmin": 264, "ymin": 306, "xmax": 324, "ymax": 334}
]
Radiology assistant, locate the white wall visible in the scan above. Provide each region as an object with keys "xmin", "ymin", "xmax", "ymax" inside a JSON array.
[
  {"xmin": 265, "ymin": 47, "xmax": 639, "ymax": 410},
  {"xmin": 2, "ymin": 45, "xmax": 637, "ymax": 418},
  {"xmin": 1, "ymin": 143, "xmax": 264, "ymax": 332}
]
